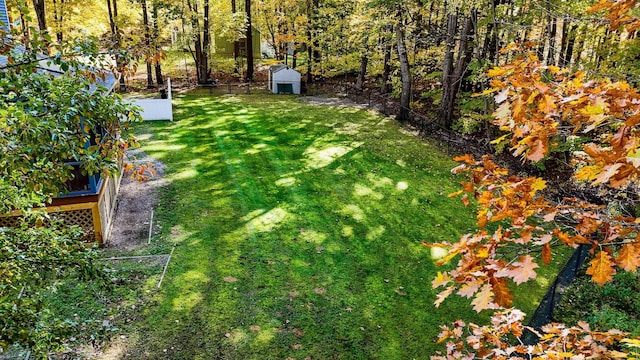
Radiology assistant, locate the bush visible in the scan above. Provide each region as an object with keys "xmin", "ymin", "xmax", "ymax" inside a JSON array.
[{"xmin": 553, "ymin": 270, "xmax": 640, "ymax": 335}]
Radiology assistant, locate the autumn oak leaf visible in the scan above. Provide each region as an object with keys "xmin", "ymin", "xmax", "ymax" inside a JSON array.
[
  {"xmin": 497, "ymin": 255, "xmax": 539, "ymax": 285},
  {"xmin": 616, "ymin": 243, "xmax": 640, "ymax": 272},
  {"xmin": 471, "ymin": 284, "xmax": 498, "ymax": 312},
  {"xmin": 586, "ymin": 250, "xmax": 617, "ymax": 285}
]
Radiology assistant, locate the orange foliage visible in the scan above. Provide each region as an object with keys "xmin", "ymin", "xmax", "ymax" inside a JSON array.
[
  {"xmin": 431, "ymin": 1, "xmax": 640, "ymax": 357},
  {"xmin": 432, "ymin": 309, "xmax": 632, "ymax": 359}
]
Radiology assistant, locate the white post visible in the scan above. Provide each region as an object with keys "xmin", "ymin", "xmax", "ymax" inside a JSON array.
[{"xmin": 167, "ymin": 78, "xmax": 173, "ymax": 121}]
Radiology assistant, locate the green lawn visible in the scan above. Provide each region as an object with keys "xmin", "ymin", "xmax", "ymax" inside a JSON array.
[{"xmin": 115, "ymin": 93, "xmax": 556, "ymax": 359}]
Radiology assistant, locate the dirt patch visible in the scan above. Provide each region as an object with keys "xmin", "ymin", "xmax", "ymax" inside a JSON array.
[{"xmin": 105, "ymin": 148, "xmax": 168, "ymax": 251}]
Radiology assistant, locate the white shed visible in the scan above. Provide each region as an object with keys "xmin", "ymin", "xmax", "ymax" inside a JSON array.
[{"xmin": 268, "ymin": 65, "xmax": 301, "ymax": 94}]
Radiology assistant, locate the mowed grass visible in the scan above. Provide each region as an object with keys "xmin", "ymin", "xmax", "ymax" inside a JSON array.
[{"xmin": 118, "ymin": 94, "xmax": 555, "ymax": 359}]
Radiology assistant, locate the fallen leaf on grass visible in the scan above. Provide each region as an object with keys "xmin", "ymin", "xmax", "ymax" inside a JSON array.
[
  {"xmin": 293, "ymin": 328, "xmax": 304, "ymax": 337},
  {"xmin": 314, "ymin": 287, "xmax": 326, "ymax": 294},
  {"xmin": 292, "ymin": 344, "xmax": 303, "ymax": 350},
  {"xmin": 289, "ymin": 290, "xmax": 299, "ymax": 298},
  {"xmin": 395, "ymin": 286, "xmax": 407, "ymax": 296},
  {"xmin": 249, "ymin": 325, "xmax": 260, "ymax": 332},
  {"xmin": 223, "ymin": 276, "xmax": 238, "ymax": 283}
]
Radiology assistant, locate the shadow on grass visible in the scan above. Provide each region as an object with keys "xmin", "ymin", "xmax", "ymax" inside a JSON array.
[{"xmin": 109, "ymin": 94, "xmax": 548, "ymax": 359}]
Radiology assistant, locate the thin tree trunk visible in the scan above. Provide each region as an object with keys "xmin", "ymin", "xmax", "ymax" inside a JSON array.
[
  {"xmin": 245, "ymin": 0, "xmax": 254, "ymax": 81},
  {"xmin": 440, "ymin": 13, "xmax": 457, "ymax": 127},
  {"xmin": 560, "ymin": 23, "xmax": 578, "ymax": 67},
  {"xmin": 572, "ymin": 25, "xmax": 588, "ymax": 64},
  {"xmin": 440, "ymin": 10, "xmax": 475, "ymax": 128},
  {"xmin": 396, "ymin": 9, "xmax": 411, "ymax": 123},
  {"xmin": 292, "ymin": 43, "xmax": 298, "ymax": 68},
  {"xmin": 107, "ymin": 0, "xmax": 126, "ymax": 91},
  {"xmin": 187, "ymin": 0, "xmax": 210, "ymax": 84},
  {"xmin": 141, "ymin": 0, "xmax": 154, "ymax": 88},
  {"xmin": 355, "ymin": 52, "xmax": 368, "ymax": 91},
  {"xmin": 546, "ymin": 17, "xmax": 557, "ymax": 65},
  {"xmin": 232, "ymin": 0, "xmax": 239, "ymax": 68},
  {"xmin": 152, "ymin": 1, "xmax": 163, "ymax": 86},
  {"xmin": 306, "ymin": 0, "xmax": 313, "ymax": 84},
  {"xmin": 52, "ymin": 0, "xmax": 64, "ymax": 42},
  {"xmin": 536, "ymin": 7, "xmax": 549, "ymax": 61},
  {"xmin": 31, "ymin": 0, "xmax": 46, "ymax": 31},
  {"xmin": 380, "ymin": 26, "xmax": 392, "ymax": 94}
]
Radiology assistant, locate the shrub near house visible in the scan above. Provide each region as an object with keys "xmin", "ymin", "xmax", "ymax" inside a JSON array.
[{"xmin": 0, "ymin": 9, "xmax": 141, "ymax": 356}]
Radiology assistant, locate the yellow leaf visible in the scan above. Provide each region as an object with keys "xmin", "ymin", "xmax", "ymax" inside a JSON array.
[
  {"xmin": 473, "ymin": 87, "xmax": 499, "ymax": 97},
  {"xmin": 622, "ymin": 338, "xmax": 640, "ymax": 349},
  {"xmin": 487, "ymin": 67, "xmax": 509, "ymax": 77},
  {"xmin": 580, "ymin": 103, "xmax": 606, "ymax": 116},
  {"xmin": 432, "ymin": 271, "xmax": 451, "ymax": 289},
  {"xmin": 586, "ymin": 250, "xmax": 616, "ymax": 285},
  {"xmin": 575, "ymin": 165, "xmax": 601, "ymax": 181},
  {"xmin": 531, "ymin": 178, "xmax": 547, "ymax": 193},
  {"xmin": 436, "ymin": 249, "xmax": 460, "ymax": 266},
  {"xmin": 490, "ymin": 134, "xmax": 509, "ymax": 145}
]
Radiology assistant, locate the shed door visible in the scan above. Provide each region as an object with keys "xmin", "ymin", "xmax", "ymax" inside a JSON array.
[{"xmin": 277, "ymin": 83, "xmax": 293, "ymax": 94}]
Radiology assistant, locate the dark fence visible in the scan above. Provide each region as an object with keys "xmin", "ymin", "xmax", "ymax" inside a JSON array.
[
  {"xmin": 196, "ymin": 82, "xmax": 271, "ymax": 96},
  {"xmin": 522, "ymin": 244, "xmax": 591, "ymax": 344}
]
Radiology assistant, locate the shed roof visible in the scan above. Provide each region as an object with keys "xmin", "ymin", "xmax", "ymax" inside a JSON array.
[{"xmin": 270, "ymin": 64, "xmax": 288, "ymax": 73}]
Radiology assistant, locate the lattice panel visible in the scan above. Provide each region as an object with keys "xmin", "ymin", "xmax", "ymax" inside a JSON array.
[
  {"xmin": 50, "ymin": 208, "xmax": 96, "ymax": 242},
  {"xmin": 0, "ymin": 208, "xmax": 97, "ymax": 242},
  {"xmin": 0, "ymin": 215, "xmax": 23, "ymax": 229}
]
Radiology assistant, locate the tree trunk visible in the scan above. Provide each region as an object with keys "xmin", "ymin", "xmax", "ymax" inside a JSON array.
[
  {"xmin": 380, "ymin": 26, "xmax": 392, "ymax": 94},
  {"xmin": 440, "ymin": 10, "xmax": 475, "ymax": 128},
  {"xmin": 560, "ymin": 24, "xmax": 578, "ymax": 67},
  {"xmin": 232, "ymin": 0, "xmax": 240, "ymax": 69},
  {"xmin": 396, "ymin": 10, "xmax": 411, "ymax": 123},
  {"xmin": 481, "ymin": 1, "xmax": 498, "ymax": 63},
  {"xmin": 545, "ymin": 17, "xmax": 557, "ymax": 65},
  {"xmin": 52, "ymin": 0, "xmax": 64, "ymax": 42},
  {"xmin": 32, "ymin": 0, "xmax": 46, "ymax": 31},
  {"xmin": 292, "ymin": 43, "xmax": 298, "ymax": 68},
  {"xmin": 536, "ymin": 7, "xmax": 549, "ymax": 61},
  {"xmin": 187, "ymin": 0, "xmax": 211, "ymax": 84},
  {"xmin": 306, "ymin": 0, "xmax": 313, "ymax": 84},
  {"xmin": 107, "ymin": 0, "xmax": 126, "ymax": 91},
  {"xmin": 440, "ymin": 13, "xmax": 457, "ymax": 127},
  {"xmin": 245, "ymin": 0, "xmax": 254, "ymax": 81},
  {"xmin": 355, "ymin": 53, "xmax": 368, "ymax": 91},
  {"xmin": 152, "ymin": 1, "xmax": 164, "ymax": 86},
  {"xmin": 141, "ymin": 0, "xmax": 154, "ymax": 88},
  {"xmin": 572, "ymin": 25, "xmax": 588, "ymax": 64}
]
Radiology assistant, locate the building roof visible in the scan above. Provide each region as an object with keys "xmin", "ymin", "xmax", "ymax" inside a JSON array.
[
  {"xmin": 270, "ymin": 64, "xmax": 288, "ymax": 73},
  {"xmin": 0, "ymin": 0, "xmax": 8, "ymax": 32},
  {"xmin": 270, "ymin": 64, "xmax": 301, "ymax": 75},
  {"xmin": 0, "ymin": 46, "xmax": 118, "ymax": 95}
]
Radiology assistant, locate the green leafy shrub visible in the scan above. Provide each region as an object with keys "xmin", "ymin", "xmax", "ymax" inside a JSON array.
[{"xmin": 553, "ymin": 270, "xmax": 640, "ymax": 335}]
